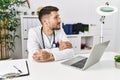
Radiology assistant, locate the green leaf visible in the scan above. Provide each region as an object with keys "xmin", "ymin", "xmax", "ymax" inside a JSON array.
[
  {"xmin": 114, "ymin": 55, "xmax": 120, "ymax": 62},
  {"xmin": 0, "ymin": 0, "xmax": 25, "ymax": 54}
]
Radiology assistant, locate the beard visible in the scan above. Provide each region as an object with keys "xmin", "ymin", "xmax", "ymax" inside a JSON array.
[
  {"xmin": 52, "ymin": 23, "xmax": 61, "ymax": 30},
  {"xmin": 53, "ymin": 27, "xmax": 60, "ymax": 30}
]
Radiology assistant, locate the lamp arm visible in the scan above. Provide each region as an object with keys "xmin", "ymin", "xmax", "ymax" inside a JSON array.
[{"xmin": 100, "ymin": 16, "xmax": 105, "ymax": 24}]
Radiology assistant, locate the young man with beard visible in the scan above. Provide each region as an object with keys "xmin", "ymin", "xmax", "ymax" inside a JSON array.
[{"xmin": 27, "ymin": 6, "xmax": 74, "ymax": 62}]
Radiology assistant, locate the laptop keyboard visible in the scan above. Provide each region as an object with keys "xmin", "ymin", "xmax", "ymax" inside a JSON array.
[{"xmin": 71, "ymin": 58, "xmax": 88, "ymax": 68}]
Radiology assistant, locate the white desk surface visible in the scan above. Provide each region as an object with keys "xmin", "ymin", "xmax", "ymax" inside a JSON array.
[{"xmin": 1, "ymin": 52, "xmax": 120, "ymax": 80}]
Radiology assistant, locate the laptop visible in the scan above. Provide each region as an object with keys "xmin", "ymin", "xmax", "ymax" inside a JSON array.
[{"xmin": 62, "ymin": 41, "xmax": 110, "ymax": 70}]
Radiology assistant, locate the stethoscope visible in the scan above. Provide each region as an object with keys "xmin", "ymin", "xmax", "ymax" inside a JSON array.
[{"xmin": 41, "ymin": 27, "xmax": 55, "ymax": 49}]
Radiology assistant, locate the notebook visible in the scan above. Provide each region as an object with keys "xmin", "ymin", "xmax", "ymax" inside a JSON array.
[
  {"xmin": 0, "ymin": 59, "xmax": 30, "ymax": 78},
  {"xmin": 62, "ymin": 41, "xmax": 110, "ymax": 70}
]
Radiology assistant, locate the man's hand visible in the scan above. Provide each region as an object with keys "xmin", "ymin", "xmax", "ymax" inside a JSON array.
[
  {"xmin": 59, "ymin": 41, "xmax": 72, "ymax": 50},
  {"xmin": 32, "ymin": 50, "xmax": 54, "ymax": 62}
]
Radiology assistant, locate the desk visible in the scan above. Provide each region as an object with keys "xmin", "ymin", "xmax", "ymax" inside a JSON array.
[{"xmin": 2, "ymin": 52, "xmax": 120, "ymax": 80}]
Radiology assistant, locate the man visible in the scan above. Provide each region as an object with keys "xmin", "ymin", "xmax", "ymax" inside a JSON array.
[{"xmin": 27, "ymin": 6, "xmax": 74, "ymax": 62}]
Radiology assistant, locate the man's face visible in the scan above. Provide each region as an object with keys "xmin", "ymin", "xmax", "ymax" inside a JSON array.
[{"xmin": 45, "ymin": 11, "xmax": 61, "ymax": 30}]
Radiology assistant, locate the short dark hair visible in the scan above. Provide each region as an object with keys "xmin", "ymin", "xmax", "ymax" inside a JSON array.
[{"xmin": 38, "ymin": 6, "xmax": 59, "ymax": 22}]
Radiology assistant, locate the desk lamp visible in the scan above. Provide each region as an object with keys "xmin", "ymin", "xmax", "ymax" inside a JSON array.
[{"xmin": 96, "ymin": 2, "xmax": 118, "ymax": 43}]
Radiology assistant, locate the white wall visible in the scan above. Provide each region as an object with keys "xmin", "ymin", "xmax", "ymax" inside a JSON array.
[
  {"xmin": 14, "ymin": 0, "xmax": 120, "ymax": 59},
  {"xmin": 24, "ymin": 0, "xmax": 98, "ymax": 24},
  {"xmin": 115, "ymin": 0, "xmax": 120, "ymax": 53}
]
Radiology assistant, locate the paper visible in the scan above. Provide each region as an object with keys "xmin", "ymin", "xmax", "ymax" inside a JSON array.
[{"xmin": 0, "ymin": 59, "xmax": 29, "ymax": 76}]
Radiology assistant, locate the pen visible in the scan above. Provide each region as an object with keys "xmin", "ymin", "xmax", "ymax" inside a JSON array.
[{"xmin": 13, "ymin": 65, "xmax": 22, "ymax": 73}]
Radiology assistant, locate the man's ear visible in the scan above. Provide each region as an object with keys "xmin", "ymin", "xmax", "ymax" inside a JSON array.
[
  {"xmin": 42, "ymin": 17, "xmax": 47, "ymax": 24},
  {"xmin": 42, "ymin": 16, "xmax": 49, "ymax": 25}
]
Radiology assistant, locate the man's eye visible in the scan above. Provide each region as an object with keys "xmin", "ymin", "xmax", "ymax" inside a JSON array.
[
  {"xmin": 55, "ymin": 17, "xmax": 58, "ymax": 19},
  {"xmin": 55, "ymin": 16, "xmax": 60, "ymax": 19}
]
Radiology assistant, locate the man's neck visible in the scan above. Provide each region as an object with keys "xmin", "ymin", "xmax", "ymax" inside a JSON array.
[{"xmin": 42, "ymin": 26, "xmax": 54, "ymax": 36}]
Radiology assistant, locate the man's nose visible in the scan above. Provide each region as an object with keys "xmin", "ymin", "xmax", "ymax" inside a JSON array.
[{"xmin": 58, "ymin": 18, "xmax": 61, "ymax": 23}]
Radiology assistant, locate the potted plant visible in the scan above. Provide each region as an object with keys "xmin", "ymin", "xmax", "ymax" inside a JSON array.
[
  {"xmin": 114, "ymin": 55, "xmax": 120, "ymax": 69},
  {"xmin": 0, "ymin": 0, "xmax": 26, "ymax": 60}
]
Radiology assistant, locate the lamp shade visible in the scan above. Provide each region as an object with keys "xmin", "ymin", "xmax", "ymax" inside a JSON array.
[{"xmin": 96, "ymin": 5, "xmax": 118, "ymax": 16}]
